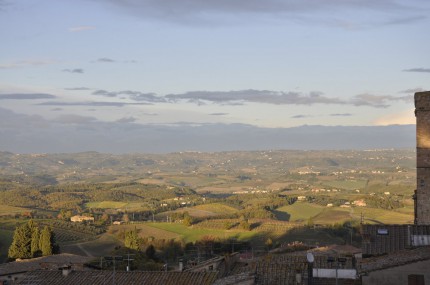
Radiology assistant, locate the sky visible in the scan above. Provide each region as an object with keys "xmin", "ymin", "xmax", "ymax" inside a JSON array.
[{"xmin": 0, "ymin": 0, "xmax": 429, "ymax": 152}]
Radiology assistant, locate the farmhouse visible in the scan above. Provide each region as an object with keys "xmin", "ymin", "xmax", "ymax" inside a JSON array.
[
  {"xmin": 70, "ymin": 215, "xmax": 94, "ymax": 223},
  {"xmin": 352, "ymin": 199, "xmax": 366, "ymax": 207}
]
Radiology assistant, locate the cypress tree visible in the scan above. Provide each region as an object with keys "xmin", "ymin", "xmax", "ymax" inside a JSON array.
[
  {"xmin": 31, "ymin": 227, "xmax": 40, "ymax": 257},
  {"xmin": 124, "ymin": 229, "xmax": 139, "ymax": 250},
  {"xmin": 39, "ymin": 226, "xmax": 53, "ymax": 256},
  {"xmin": 8, "ymin": 223, "xmax": 32, "ymax": 259}
]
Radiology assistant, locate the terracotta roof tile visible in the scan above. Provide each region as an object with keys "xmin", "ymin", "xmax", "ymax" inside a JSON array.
[
  {"xmin": 359, "ymin": 246, "xmax": 430, "ymax": 273},
  {"xmin": 16, "ymin": 270, "xmax": 219, "ymax": 285}
]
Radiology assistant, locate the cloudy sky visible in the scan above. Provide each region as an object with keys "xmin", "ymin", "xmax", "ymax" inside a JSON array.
[{"xmin": 0, "ymin": 0, "xmax": 428, "ymax": 152}]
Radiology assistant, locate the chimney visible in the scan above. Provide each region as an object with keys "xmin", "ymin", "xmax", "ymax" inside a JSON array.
[{"xmin": 61, "ymin": 265, "xmax": 72, "ymax": 277}]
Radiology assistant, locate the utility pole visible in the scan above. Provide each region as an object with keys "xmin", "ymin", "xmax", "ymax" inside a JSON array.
[
  {"xmin": 124, "ymin": 253, "xmax": 135, "ymax": 272},
  {"xmin": 105, "ymin": 256, "xmax": 123, "ymax": 285}
]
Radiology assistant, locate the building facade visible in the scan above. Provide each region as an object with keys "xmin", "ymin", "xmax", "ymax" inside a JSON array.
[{"xmin": 415, "ymin": 91, "xmax": 430, "ymax": 225}]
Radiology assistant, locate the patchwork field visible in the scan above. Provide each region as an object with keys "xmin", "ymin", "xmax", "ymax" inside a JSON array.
[
  {"xmin": 351, "ymin": 207, "xmax": 414, "ymax": 224},
  {"xmin": 85, "ymin": 201, "xmax": 147, "ymax": 211},
  {"xmin": 274, "ymin": 202, "xmax": 325, "ymax": 222},
  {"xmin": 193, "ymin": 203, "xmax": 238, "ymax": 215},
  {"xmin": 312, "ymin": 208, "xmax": 352, "ymax": 224},
  {"xmin": 321, "ymin": 179, "xmax": 368, "ymax": 190},
  {"xmin": 0, "ymin": 205, "xmax": 29, "ymax": 216},
  {"xmin": 61, "ymin": 234, "xmax": 120, "ymax": 257},
  {"xmin": 113, "ymin": 222, "xmax": 262, "ymax": 244},
  {"xmin": 156, "ymin": 203, "xmax": 238, "ymax": 219}
]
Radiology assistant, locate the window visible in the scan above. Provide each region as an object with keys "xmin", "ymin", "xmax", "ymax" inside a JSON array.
[{"xmin": 408, "ymin": 274, "xmax": 425, "ymax": 285}]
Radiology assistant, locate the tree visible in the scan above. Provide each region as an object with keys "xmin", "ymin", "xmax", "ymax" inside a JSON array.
[
  {"xmin": 265, "ymin": 238, "xmax": 273, "ymax": 251},
  {"xmin": 125, "ymin": 228, "xmax": 139, "ymax": 250},
  {"xmin": 39, "ymin": 226, "xmax": 53, "ymax": 256},
  {"xmin": 8, "ymin": 222, "xmax": 32, "ymax": 259},
  {"xmin": 31, "ymin": 227, "xmax": 41, "ymax": 257},
  {"xmin": 239, "ymin": 220, "xmax": 251, "ymax": 231},
  {"xmin": 183, "ymin": 212, "xmax": 193, "ymax": 226},
  {"xmin": 145, "ymin": 244, "xmax": 156, "ymax": 260},
  {"xmin": 26, "ymin": 220, "xmax": 41, "ymax": 257}
]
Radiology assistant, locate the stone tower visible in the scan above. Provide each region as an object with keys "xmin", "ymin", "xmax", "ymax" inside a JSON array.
[{"xmin": 415, "ymin": 91, "xmax": 430, "ymax": 225}]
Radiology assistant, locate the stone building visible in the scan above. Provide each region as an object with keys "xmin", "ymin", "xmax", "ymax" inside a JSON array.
[
  {"xmin": 70, "ymin": 215, "xmax": 94, "ymax": 223},
  {"xmin": 415, "ymin": 91, "xmax": 430, "ymax": 225}
]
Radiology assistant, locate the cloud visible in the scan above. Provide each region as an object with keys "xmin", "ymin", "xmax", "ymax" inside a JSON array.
[
  {"xmin": 62, "ymin": 68, "xmax": 84, "ymax": 74},
  {"xmin": 330, "ymin": 113, "xmax": 352, "ymax": 117},
  {"xmin": 64, "ymin": 87, "xmax": 91, "ymax": 91},
  {"xmin": 92, "ymin": 89, "xmax": 165, "ymax": 102},
  {"xmin": 96, "ymin": 57, "xmax": 115, "ymax": 63},
  {"xmin": 38, "ymin": 101, "xmax": 151, "ymax": 107},
  {"xmin": 399, "ymin": 88, "xmax": 425, "ymax": 93},
  {"xmin": 403, "ymin": 68, "xmax": 430, "ymax": 73},
  {"xmin": 87, "ymin": 88, "xmax": 413, "ymax": 108},
  {"xmin": 0, "ymin": 93, "xmax": 56, "ymax": 100},
  {"xmin": 116, "ymin": 117, "xmax": 137, "ymax": 123},
  {"xmin": 166, "ymin": 90, "xmax": 345, "ymax": 105},
  {"xmin": 143, "ymin": 112, "xmax": 158, "ymax": 116},
  {"xmin": 96, "ymin": 0, "xmax": 427, "ymax": 27},
  {"xmin": 54, "ymin": 114, "xmax": 98, "ymax": 124},
  {"xmin": 0, "ymin": 107, "xmax": 49, "ymax": 129},
  {"xmin": 209, "ymin": 113, "xmax": 228, "ymax": 116},
  {"xmin": 166, "ymin": 90, "xmax": 410, "ymax": 108},
  {"xmin": 291, "ymin": 115, "xmax": 311, "ymax": 119},
  {"xmin": 69, "ymin": 26, "xmax": 96, "ymax": 32},
  {"xmin": 292, "ymin": 113, "xmax": 352, "ymax": 119},
  {"xmin": 51, "ymin": 108, "xmax": 63, "ymax": 111},
  {"xmin": 0, "ymin": 60, "xmax": 56, "ymax": 69},
  {"xmin": 350, "ymin": 93, "xmax": 412, "ymax": 108},
  {"xmin": 0, "ymin": 107, "xmax": 415, "ymax": 153}
]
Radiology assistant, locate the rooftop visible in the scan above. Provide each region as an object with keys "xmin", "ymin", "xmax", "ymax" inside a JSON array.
[
  {"xmin": 359, "ymin": 246, "xmax": 430, "ymax": 273},
  {"xmin": 16, "ymin": 270, "xmax": 219, "ymax": 285},
  {"xmin": 0, "ymin": 254, "xmax": 93, "ymax": 276}
]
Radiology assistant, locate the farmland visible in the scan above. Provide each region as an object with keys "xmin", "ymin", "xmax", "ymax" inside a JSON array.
[{"xmin": 0, "ymin": 149, "xmax": 417, "ymax": 261}]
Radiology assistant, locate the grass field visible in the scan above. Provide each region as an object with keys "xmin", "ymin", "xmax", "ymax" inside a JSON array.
[
  {"xmin": 0, "ymin": 205, "xmax": 28, "ymax": 216},
  {"xmin": 85, "ymin": 201, "xmax": 147, "ymax": 211},
  {"xmin": 149, "ymin": 223, "xmax": 228, "ymax": 243},
  {"xmin": 351, "ymin": 207, "xmax": 414, "ymax": 224},
  {"xmin": 312, "ymin": 208, "xmax": 352, "ymax": 224},
  {"xmin": 156, "ymin": 203, "xmax": 238, "ymax": 219},
  {"xmin": 113, "ymin": 222, "xmax": 262, "ymax": 244},
  {"xmin": 274, "ymin": 202, "xmax": 325, "ymax": 222},
  {"xmin": 86, "ymin": 201, "xmax": 128, "ymax": 209},
  {"xmin": 193, "ymin": 203, "xmax": 238, "ymax": 215},
  {"xmin": 61, "ymin": 234, "xmax": 120, "ymax": 257},
  {"xmin": 111, "ymin": 223, "xmax": 181, "ymax": 240},
  {"xmin": 362, "ymin": 183, "xmax": 414, "ymax": 195},
  {"xmin": 321, "ymin": 179, "xmax": 368, "ymax": 190}
]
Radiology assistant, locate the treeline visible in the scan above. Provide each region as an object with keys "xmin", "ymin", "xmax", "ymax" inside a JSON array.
[
  {"xmin": 118, "ymin": 228, "xmax": 251, "ymax": 270},
  {"xmin": 306, "ymin": 194, "xmax": 404, "ymax": 210},
  {"xmin": 0, "ymin": 180, "xmax": 198, "ymax": 212},
  {"xmin": 49, "ymin": 220, "xmax": 105, "ymax": 235},
  {"xmin": 8, "ymin": 220, "xmax": 59, "ymax": 260}
]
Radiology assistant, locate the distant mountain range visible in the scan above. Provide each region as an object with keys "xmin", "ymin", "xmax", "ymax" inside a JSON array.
[{"xmin": 0, "ymin": 121, "xmax": 415, "ymax": 153}]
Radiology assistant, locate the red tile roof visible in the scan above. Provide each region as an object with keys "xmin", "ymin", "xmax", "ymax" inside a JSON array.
[{"xmin": 17, "ymin": 270, "xmax": 219, "ymax": 285}]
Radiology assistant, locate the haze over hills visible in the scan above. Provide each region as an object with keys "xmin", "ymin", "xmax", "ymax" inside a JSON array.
[{"xmin": 0, "ymin": 120, "xmax": 415, "ymax": 154}]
